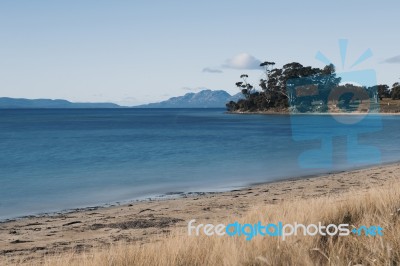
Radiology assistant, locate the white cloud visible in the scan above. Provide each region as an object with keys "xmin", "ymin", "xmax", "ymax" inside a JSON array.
[
  {"xmin": 382, "ymin": 55, "xmax": 400, "ymax": 64},
  {"xmin": 202, "ymin": 67, "xmax": 223, "ymax": 73},
  {"xmin": 222, "ymin": 53, "xmax": 262, "ymax": 70}
]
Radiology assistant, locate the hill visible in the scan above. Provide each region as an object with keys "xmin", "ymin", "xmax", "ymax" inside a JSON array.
[
  {"xmin": 0, "ymin": 97, "xmax": 122, "ymax": 108},
  {"xmin": 135, "ymin": 89, "xmax": 242, "ymax": 108}
]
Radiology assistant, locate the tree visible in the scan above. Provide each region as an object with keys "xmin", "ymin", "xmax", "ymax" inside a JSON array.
[
  {"xmin": 392, "ymin": 82, "xmax": 400, "ymax": 100},
  {"xmin": 235, "ymin": 74, "xmax": 254, "ymax": 99},
  {"xmin": 260, "ymin": 61, "xmax": 275, "ymax": 77},
  {"xmin": 373, "ymin": 84, "xmax": 391, "ymax": 100},
  {"xmin": 226, "ymin": 101, "xmax": 237, "ymax": 112}
]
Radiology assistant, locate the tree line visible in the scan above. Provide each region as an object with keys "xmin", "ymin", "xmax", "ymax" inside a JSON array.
[{"xmin": 226, "ymin": 61, "xmax": 400, "ymax": 112}]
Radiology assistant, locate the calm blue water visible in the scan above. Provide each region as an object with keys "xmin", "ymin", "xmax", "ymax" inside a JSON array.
[{"xmin": 0, "ymin": 109, "xmax": 399, "ymax": 220}]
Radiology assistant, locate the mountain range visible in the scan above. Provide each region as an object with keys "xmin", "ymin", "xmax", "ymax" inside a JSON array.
[
  {"xmin": 135, "ymin": 90, "xmax": 243, "ymax": 108},
  {"xmin": 0, "ymin": 97, "xmax": 121, "ymax": 108},
  {"xmin": 0, "ymin": 90, "xmax": 242, "ymax": 108}
]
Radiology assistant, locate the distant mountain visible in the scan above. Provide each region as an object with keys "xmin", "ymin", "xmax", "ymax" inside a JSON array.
[
  {"xmin": 0, "ymin": 90, "xmax": 244, "ymax": 109},
  {"xmin": 0, "ymin": 97, "xmax": 121, "ymax": 108},
  {"xmin": 136, "ymin": 90, "xmax": 243, "ymax": 108}
]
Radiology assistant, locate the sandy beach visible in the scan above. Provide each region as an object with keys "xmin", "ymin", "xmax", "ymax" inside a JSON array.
[{"xmin": 1, "ymin": 162, "xmax": 399, "ymax": 264}]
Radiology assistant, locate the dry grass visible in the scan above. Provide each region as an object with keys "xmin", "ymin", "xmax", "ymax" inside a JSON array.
[
  {"xmin": 11, "ymin": 182, "xmax": 400, "ymax": 266},
  {"xmin": 380, "ymin": 98, "xmax": 400, "ymax": 113}
]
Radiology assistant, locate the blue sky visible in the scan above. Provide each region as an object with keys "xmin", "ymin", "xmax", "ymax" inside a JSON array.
[{"xmin": 0, "ymin": 1, "xmax": 399, "ymax": 105}]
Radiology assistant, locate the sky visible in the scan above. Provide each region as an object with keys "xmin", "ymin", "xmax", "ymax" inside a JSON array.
[{"xmin": 0, "ymin": 0, "xmax": 399, "ymax": 106}]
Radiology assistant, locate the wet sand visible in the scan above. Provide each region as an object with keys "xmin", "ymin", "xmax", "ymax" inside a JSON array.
[{"xmin": 1, "ymin": 162, "xmax": 399, "ymax": 264}]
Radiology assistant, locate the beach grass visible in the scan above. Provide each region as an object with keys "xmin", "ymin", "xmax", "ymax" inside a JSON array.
[{"xmin": 14, "ymin": 180, "xmax": 400, "ymax": 266}]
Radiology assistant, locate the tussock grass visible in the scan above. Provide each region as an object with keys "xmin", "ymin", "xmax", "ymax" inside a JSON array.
[{"xmin": 14, "ymin": 182, "xmax": 400, "ymax": 265}]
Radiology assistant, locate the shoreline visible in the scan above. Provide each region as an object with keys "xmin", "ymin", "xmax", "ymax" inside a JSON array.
[
  {"xmin": 1, "ymin": 162, "xmax": 400, "ymax": 263},
  {"xmin": 1, "ymin": 160, "xmax": 393, "ymax": 224},
  {"xmin": 228, "ymin": 110, "xmax": 400, "ymax": 115},
  {"xmin": 0, "ymin": 190, "xmax": 222, "ymax": 224}
]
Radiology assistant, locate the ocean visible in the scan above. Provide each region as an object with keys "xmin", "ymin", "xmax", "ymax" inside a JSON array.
[{"xmin": 0, "ymin": 108, "xmax": 399, "ymax": 219}]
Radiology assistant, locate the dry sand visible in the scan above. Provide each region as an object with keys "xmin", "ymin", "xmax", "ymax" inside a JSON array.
[{"xmin": 1, "ymin": 162, "xmax": 399, "ymax": 263}]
